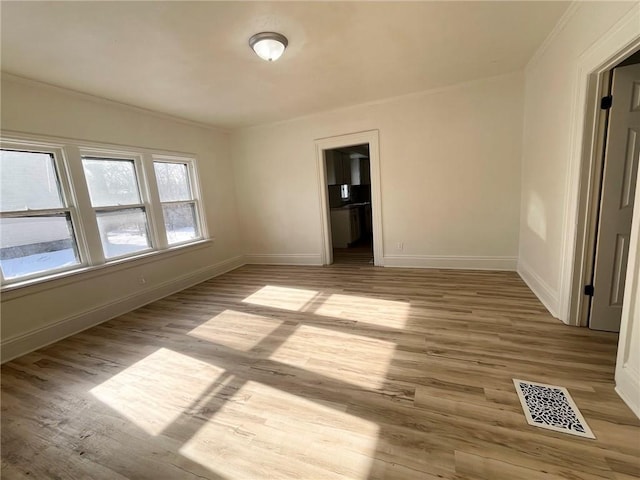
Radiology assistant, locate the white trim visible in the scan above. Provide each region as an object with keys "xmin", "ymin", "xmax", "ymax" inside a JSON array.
[
  {"xmin": 316, "ymin": 144, "xmax": 334, "ymax": 266},
  {"xmin": 314, "ymin": 130, "xmax": 384, "ymax": 267},
  {"xmin": 0, "ymin": 141, "xmax": 90, "ymax": 279},
  {"xmin": 1, "ymin": 130, "xmax": 198, "ymax": 159},
  {"xmin": 151, "ymin": 154, "xmax": 208, "ymax": 246},
  {"xmin": 243, "ymin": 254, "xmax": 322, "ymax": 266},
  {"xmin": 1, "ymin": 239, "xmax": 213, "ymax": 300},
  {"xmin": 82, "ymin": 151, "xmax": 159, "ymax": 262},
  {"xmin": 384, "ymin": 255, "xmax": 517, "ymax": 271},
  {"xmin": 525, "ymin": 2, "xmax": 581, "ymax": 74},
  {"xmin": 1, "ymin": 130, "xmax": 211, "ymax": 292},
  {"xmin": 517, "ymin": 259, "xmax": 561, "ymax": 319},
  {"xmin": 0, "ymin": 255, "xmax": 245, "ymax": 364},
  {"xmin": 1, "ymin": 73, "xmax": 228, "ymax": 133},
  {"xmin": 615, "ymin": 369, "xmax": 640, "ymax": 419},
  {"xmin": 561, "ymin": 4, "xmax": 640, "ymax": 325}
]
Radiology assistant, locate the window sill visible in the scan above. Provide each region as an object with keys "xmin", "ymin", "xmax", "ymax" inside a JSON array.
[{"xmin": 1, "ymin": 239, "xmax": 213, "ymax": 301}]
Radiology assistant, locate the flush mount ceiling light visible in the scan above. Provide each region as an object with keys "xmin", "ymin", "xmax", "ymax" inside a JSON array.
[{"xmin": 249, "ymin": 32, "xmax": 288, "ymax": 62}]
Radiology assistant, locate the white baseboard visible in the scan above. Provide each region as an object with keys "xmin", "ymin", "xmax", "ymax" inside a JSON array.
[
  {"xmin": 1, "ymin": 255, "xmax": 245, "ymax": 363},
  {"xmin": 616, "ymin": 364, "xmax": 640, "ymax": 420},
  {"xmin": 383, "ymin": 255, "xmax": 517, "ymax": 271},
  {"xmin": 244, "ymin": 254, "xmax": 323, "ymax": 266},
  {"xmin": 517, "ymin": 258, "xmax": 560, "ymax": 319}
]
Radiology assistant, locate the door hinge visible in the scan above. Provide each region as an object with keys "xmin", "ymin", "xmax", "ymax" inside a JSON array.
[
  {"xmin": 600, "ymin": 95, "xmax": 613, "ymax": 110},
  {"xmin": 584, "ymin": 284, "xmax": 594, "ymax": 296}
]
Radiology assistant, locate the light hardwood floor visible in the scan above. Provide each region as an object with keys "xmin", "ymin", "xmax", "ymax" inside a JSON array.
[
  {"xmin": 2, "ymin": 265, "xmax": 639, "ymax": 479},
  {"xmin": 333, "ymin": 247, "xmax": 373, "ymax": 265}
]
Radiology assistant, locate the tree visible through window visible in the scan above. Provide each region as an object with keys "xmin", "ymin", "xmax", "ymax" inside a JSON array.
[
  {"xmin": 154, "ymin": 160, "xmax": 200, "ymax": 245},
  {"xmin": 1, "ymin": 137, "xmax": 207, "ymax": 288},
  {"xmin": 82, "ymin": 157, "xmax": 152, "ymax": 259}
]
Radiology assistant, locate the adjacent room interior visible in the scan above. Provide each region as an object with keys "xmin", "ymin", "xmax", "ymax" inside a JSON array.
[
  {"xmin": 325, "ymin": 143, "xmax": 373, "ymax": 265},
  {"xmin": 1, "ymin": 2, "xmax": 639, "ymax": 479}
]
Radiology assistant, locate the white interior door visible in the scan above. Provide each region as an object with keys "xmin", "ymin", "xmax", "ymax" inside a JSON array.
[{"xmin": 591, "ymin": 63, "xmax": 640, "ymax": 332}]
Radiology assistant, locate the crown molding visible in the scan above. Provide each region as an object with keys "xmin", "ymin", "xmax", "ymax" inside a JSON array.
[{"xmin": 525, "ymin": 2, "xmax": 581, "ymax": 74}]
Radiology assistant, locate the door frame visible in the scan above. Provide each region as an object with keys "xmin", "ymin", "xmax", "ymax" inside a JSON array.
[
  {"xmin": 562, "ymin": 6, "xmax": 640, "ymax": 326},
  {"xmin": 315, "ymin": 130, "xmax": 384, "ymax": 266}
]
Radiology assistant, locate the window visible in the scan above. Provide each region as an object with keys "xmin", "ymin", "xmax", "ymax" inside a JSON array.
[
  {"xmin": 0, "ymin": 135, "xmax": 207, "ymax": 289},
  {"xmin": 340, "ymin": 184, "xmax": 350, "ymax": 200},
  {"xmin": 153, "ymin": 159, "xmax": 201, "ymax": 245},
  {"xmin": 82, "ymin": 157, "xmax": 152, "ymax": 259},
  {"xmin": 0, "ymin": 149, "xmax": 81, "ymax": 281}
]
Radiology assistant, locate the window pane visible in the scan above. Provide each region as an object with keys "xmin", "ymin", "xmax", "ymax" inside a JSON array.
[
  {"xmin": 0, "ymin": 214, "xmax": 80, "ymax": 280},
  {"xmin": 162, "ymin": 203, "xmax": 199, "ymax": 244},
  {"xmin": 83, "ymin": 158, "xmax": 141, "ymax": 207},
  {"xmin": 154, "ymin": 162, "xmax": 192, "ymax": 202},
  {"xmin": 0, "ymin": 150, "xmax": 64, "ymax": 211},
  {"xmin": 96, "ymin": 208, "xmax": 151, "ymax": 259},
  {"xmin": 340, "ymin": 184, "xmax": 350, "ymax": 200}
]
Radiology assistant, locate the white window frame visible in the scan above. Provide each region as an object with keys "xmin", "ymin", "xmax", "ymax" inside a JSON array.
[
  {"xmin": 152, "ymin": 154, "xmax": 206, "ymax": 247},
  {"xmin": 79, "ymin": 148, "xmax": 156, "ymax": 262},
  {"xmin": 0, "ymin": 132, "xmax": 209, "ymax": 291},
  {"xmin": 0, "ymin": 140, "xmax": 87, "ymax": 284}
]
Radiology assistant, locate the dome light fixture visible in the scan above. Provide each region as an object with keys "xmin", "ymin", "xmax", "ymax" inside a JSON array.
[{"xmin": 249, "ymin": 32, "xmax": 288, "ymax": 62}]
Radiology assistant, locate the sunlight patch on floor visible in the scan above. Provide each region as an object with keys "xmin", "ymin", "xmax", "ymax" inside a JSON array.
[
  {"xmin": 314, "ymin": 293, "xmax": 410, "ymax": 328},
  {"xmin": 188, "ymin": 309, "xmax": 283, "ymax": 350},
  {"xmin": 180, "ymin": 380, "xmax": 378, "ymax": 480},
  {"xmin": 269, "ymin": 325, "xmax": 396, "ymax": 389},
  {"xmin": 90, "ymin": 348, "xmax": 226, "ymax": 436},
  {"xmin": 242, "ymin": 285, "xmax": 320, "ymax": 311}
]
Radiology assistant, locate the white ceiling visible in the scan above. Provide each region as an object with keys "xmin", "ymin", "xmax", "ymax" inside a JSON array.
[{"xmin": 1, "ymin": 1, "xmax": 570, "ymax": 129}]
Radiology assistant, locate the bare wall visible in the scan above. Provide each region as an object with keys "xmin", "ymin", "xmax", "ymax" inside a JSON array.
[
  {"xmin": 518, "ymin": 2, "xmax": 637, "ymax": 317},
  {"xmin": 232, "ymin": 72, "xmax": 524, "ymax": 269},
  {"xmin": 0, "ymin": 75, "xmax": 242, "ymax": 360},
  {"xmin": 518, "ymin": 2, "xmax": 639, "ymax": 417}
]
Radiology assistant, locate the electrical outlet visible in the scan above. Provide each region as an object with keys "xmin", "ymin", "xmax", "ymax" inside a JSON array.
[{"xmin": 396, "ymin": 242, "xmax": 404, "ymax": 251}]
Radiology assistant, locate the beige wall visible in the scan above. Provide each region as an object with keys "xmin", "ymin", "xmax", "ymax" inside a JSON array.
[
  {"xmin": 232, "ymin": 72, "xmax": 524, "ymax": 269},
  {"xmin": 519, "ymin": 2, "xmax": 639, "ymax": 417},
  {"xmin": 518, "ymin": 2, "xmax": 637, "ymax": 316},
  {"xmin": 0, "ymin": 75, "xmax": 242, "ymax": 360},
  {"xmin": 2, "ymin": 5, "xmax": 638, "ymax": 417}
]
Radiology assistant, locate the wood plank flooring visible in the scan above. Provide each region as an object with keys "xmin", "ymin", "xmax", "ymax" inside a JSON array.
[
  {"xmin": 2, "ymin": 265, "xmax": 639, "ymax": 479},
  {"xmin": 333, "ymin": 246, "xmax": 373, "ymax": 265}
]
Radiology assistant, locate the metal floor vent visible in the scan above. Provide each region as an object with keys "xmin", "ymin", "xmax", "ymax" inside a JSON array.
[{"xmin": 513, "ymin": 379, "xmax": 595, "ymax": 439}]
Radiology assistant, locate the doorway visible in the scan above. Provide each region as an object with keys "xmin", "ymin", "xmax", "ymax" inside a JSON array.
[
  {"xmin": 324, "ymin": 144, "xmax": 373, "ymax": 265},
  {"xmin": 315, "ymin": 130, "xmax": 384, "ymax": 267},
  {"xmin": 581, "ymin": 53, "xmax": 640, "ymax": 332}
]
